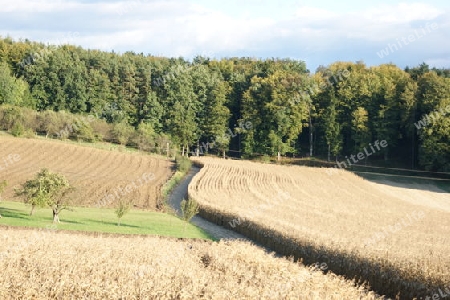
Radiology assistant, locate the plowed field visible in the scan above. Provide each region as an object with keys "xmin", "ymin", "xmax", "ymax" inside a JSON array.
[{"xmin": 0, "ymin": 136, "xmax": 173, "ymax": 209}]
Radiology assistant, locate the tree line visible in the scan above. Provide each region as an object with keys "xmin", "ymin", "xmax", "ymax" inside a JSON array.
[{"xmin": 0, "ymin": 37, "xmax": 449, "ymax": 171}]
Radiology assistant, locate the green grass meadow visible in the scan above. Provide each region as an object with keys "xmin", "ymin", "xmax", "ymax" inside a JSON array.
[{"xmin": 0, "ymin": 200, "xmax": 213, "ymax": 239}]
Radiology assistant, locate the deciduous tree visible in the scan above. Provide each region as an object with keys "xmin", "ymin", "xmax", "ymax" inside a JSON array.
[{"xmin": 15, "ymin": 169, "xmax": 73, "ymax": 222}]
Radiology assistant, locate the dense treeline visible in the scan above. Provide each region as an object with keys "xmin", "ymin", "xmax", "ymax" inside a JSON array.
[{"xmin": 0, "ymin": 37, "xmax": 449, "ymax": 171}]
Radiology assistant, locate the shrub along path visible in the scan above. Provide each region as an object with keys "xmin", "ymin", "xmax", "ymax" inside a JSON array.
[{"xmin": 168, "ymin": 166, "xmax": 248, "ymax": 241}]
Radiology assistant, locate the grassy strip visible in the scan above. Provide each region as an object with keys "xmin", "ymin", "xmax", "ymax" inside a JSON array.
[
  {"xmin": 161, "ymin": 156, "xmax": 192, "ymax": 213},
  {"xmin": 161, "ymin": 171, "xmax": 185, "ymax": 204},
  {"xmin": 0, "ymin": 201, "xmax": 212, "ymax": 239}
]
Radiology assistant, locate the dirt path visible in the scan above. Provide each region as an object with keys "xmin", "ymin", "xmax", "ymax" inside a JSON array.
[{"xmin": 167, "ymin": 167, "xmax": 249, "ymax": 240}]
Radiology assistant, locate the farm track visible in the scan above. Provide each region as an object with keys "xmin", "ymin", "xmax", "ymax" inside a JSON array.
[
  {"xmin": 167, "ymin": 166, "xmax": 249, "ymax": 241},
  {"xmin": 0, "ymin": 136, "xmax": 173, "ymax": 209}
]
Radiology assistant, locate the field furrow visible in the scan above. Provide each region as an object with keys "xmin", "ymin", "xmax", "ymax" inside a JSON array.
[{"xmin": 0, "ymin": 136, "xmax": 173, "ymax": 209}]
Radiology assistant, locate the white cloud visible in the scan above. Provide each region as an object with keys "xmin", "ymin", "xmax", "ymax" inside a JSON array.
[
  {"xmin": 362, "ymin": 2, "xmax": 443, "ymax": 24},
  {"xmin": 294, "ymin": 6, "xmax": 338, "ymax": 21},
  {"xmin": 0, "ymin": 0, "xmax": 79, "ymax": 13},
  {"xmin": 86, "ymin": 1, "xmax": 277, "ymax": 57},
  {"xmin": 0, "ymin": 0, "xmax": 448, "ymax": 69}
]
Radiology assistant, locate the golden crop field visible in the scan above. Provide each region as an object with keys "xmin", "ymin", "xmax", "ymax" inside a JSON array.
[
  {"xmin": 0, "ymin": 136, "xmax": 173, "ymax": 209},
  {"xmin": 188, "ymin": 157, "xmax": 450, "ymax": 299},
  {"xmin": 0, "ymin": 227, "xmax": 381, "ymax": 299}
]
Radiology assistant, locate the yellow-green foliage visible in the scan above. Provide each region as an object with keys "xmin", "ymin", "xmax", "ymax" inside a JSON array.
[{"xmin": 180, "ymin": 198, "xmax": 199, "ymax": 222}]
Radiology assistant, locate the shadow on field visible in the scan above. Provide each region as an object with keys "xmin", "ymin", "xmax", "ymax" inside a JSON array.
[
  {"xmin": 86, "ymin": 219, "xmax": 140, "ymax": 228},
  {"xmin": 0, "ymin": 208, "xmax": 30, "ymax": 219},
  {"xmin": 59, "ymin": 219, "xmax": 83, "ymax": 225},
  {"xmin": 355, "ymin": 172, "xmax": 450, "ymax": 193},
  {"xmin": 194, "ymin": 203, "xmax": 446, "ymax": 300}
]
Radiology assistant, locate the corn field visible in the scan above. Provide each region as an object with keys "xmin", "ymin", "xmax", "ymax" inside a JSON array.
[
  {"xmin": 188, "ymin": 157, "xmax": 450, "ymax": 299},
  {"xmin": 0, "ymin": 227, "xmax": 382, "ymax": 299}
]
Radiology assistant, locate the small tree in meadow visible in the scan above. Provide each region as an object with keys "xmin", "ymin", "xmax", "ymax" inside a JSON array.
[
  {"xmin": 15, "ymin": 169, "xmax": 73, "ymax": 222},
  {"xmin": 180, "ymin": 198, "xmax": 199, "ymax": 222},
  {"xmin": 115, "ymin": 200, "xmax": 131, "ymax": 226}
]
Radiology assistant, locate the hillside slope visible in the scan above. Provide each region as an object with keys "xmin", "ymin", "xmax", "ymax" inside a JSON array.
[
  {"xmin": 0, "ymin": 136, "xmax": 173, "ymax": 209},
  {"xmin": 189, "ymin": 157, "xmax": 450, "ymax": 298}
]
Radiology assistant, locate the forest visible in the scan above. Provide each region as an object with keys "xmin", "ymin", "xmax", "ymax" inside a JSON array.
[{"xmin": 0, "ymin": 37, "xmax": 449, "ymax": 171}]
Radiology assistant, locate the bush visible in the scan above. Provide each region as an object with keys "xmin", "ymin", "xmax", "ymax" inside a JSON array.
[
  {"xmin": 132, "ymin": 123, "xmax": 156, "ymax": 152},
  {"xmin": 180, "ymin": 198, "xmax": 199, "ymax": 222},
  {"xmin": 10, "ymin": 122, "xmax": 25, "ymax": 137},
  {"xmin": 112, "ymin": 121, "xmax": 134, "ymax": 145},
  {"xmin": 37, "ymin": 110, "xmax": 65, "ymax": 138},
  {"xmin": 175, "ymin": 155, "xmax": 192, "ymax": 173},
  {"xmin": 71, "ymin": 119, "xmax": 96, "ymax": 142},
  {"xmin": 53, "ymin": 111, "xmax": 76, "ymax": 140},
  {"xmin": 90, "ymin": 119, "xmax": 113, "ymax": 142},
  {"xmin": 259, "ymin": 155, "xmax": 272, "ymax": 164},
  {"xmin": 0, "ymin": 105, "xmax": 36, "ymax": 136},
  {"xmin": 0, "ymin": 105, "xmax": 24, "ymax": 131},
  {"xmin": 23, "ymin": 128, "xmax": 36, "ymax": 138}
]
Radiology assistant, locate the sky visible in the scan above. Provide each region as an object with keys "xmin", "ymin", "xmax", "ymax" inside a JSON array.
[{"xmin": 0, "ymin": 0, "xmax": 449, "ymax": 72}]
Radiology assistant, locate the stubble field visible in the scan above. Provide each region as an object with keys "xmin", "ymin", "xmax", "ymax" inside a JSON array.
[
  {"xmin": 188, "ymin": 157, "xmax": 450, "ymax": 299},
  {"xmin": 0, "ymin": 227, "xmax": 381, "ymax": 299}
]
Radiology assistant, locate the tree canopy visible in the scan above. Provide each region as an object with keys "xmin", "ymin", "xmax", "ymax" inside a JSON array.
[
  {"xmin": 0, "ymin": 37, "xmax": 449, "ymax": 171},
  {"xmin": 15, "ymin": 168, "xmax": 73, "ymax": 222}
]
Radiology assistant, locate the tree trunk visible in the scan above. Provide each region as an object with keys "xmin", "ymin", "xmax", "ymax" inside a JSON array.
[
  {"xmin": 181, "ymin": 146, "xmax": 185, "ymax": 157},
  {"xmin": 30, "ymin": 204, "xmax": 36, "ymax": 216},
  {"xmin": 327, "ymin": 144, "xmax": 331, "ymax": 162},
  {"xmin": 118, "ymin": 218, "xmax": 121, "ymax": 226},
  {"xmin": 277, "ymin": 151, "xmax": 281, "ymax": 161},
  {"xmin": 53, "ymin": 209, "xmax": 60, "ymax": 223},
  {"xmin": 222, "ymin": 150, "xmax": 226, "ymax": 159}
]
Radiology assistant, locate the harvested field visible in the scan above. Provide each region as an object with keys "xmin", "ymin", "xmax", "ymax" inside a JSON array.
[
  {"xmin": 0, "ymin": 136, "xmax": 173, "ymax": 209},
  {"xmin": 188, "ymin": 157, "xmax": 450, "ymax": 299},
  {"xmin": 0, "ymin": 227, "xmax": 381, "ymax": 299}
]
